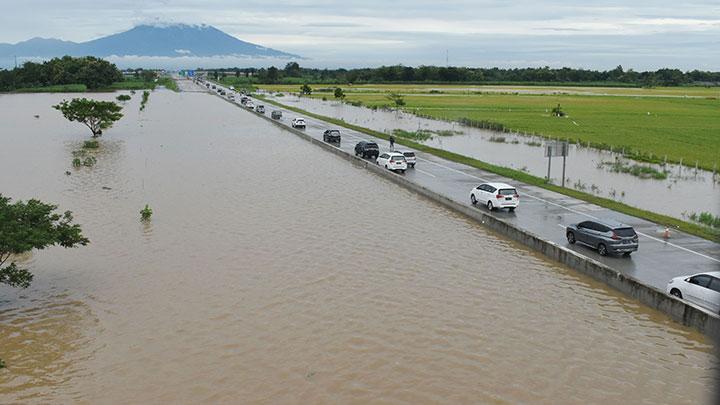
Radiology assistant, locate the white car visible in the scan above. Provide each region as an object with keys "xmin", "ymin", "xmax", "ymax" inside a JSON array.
[
  {"xmin": 667, "ymin": 272, "xmax": 720, "ymax": 315},
  {"xmin": 291, "ymin": 118, "xmax": 306, "ymax": 129},
  {"xmin": 470, "ymin": 182, "xmax": 519, "ymax": 211},
  {"xmin": 396, "ymin": 150, "xmax": 416, "ymax": 168},
  {"xmin": 245, "ymin": 101, "xmax": 255, "ymax": 109},
  {"xmin": 376, "ymin": 152, "xmax": 408, "ymax": 173}
]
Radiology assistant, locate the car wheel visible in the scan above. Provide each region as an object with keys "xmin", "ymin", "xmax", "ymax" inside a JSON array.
[
  {"xmin": 385, "ymin": 164, "xmax": 388, "ymax": 169},
  {"xmin": 401, "ymin": 169, "xmax": 405, "ymax": 174},
  {"xmin": 623, "ymin": 252, "xmax": 632, "ymax": 257},
  {"xmin": 487, "ymin": 201, "xmax": 494, "ymax": 211},
  {"xmin": 567, "ymin": 232, "xmax": 576, "ymax": 244},
  {"xmin": 598, "ymin": 243, "xmax": 608, "ymax": 256},
  {"xmin": 508, "ymin": 207, "xmax": 515, "ymax": 212},
  {"xmin": 471, "ymin": 194, "xmax": 477, "ymax": 205},
  {"xmin": 670, "ymin": 289, "xmax": 682, "ymax": 299}
]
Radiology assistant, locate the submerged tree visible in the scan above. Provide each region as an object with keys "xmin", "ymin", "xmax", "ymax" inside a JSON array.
[
  {"xmin": 0, "ymin": 195, "xmax": 89, "ymax": 288},
  {"xmin": 53, "ymin": 98, "xmax": 123, "ymax": 137},
  {"xmin": 334, "ymin": 87, "xmax": 345, "ymax": 100},
  {"xmin": 300, "ymin": 83, "xmax": 312, "ymax": 95}
]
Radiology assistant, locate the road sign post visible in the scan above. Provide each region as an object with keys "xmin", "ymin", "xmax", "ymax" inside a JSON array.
[{"xmin": 544, "ymin": 141, "xmax": 569, "ymax": 186}]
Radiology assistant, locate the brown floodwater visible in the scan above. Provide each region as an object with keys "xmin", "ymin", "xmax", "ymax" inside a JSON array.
[{"xmin": 0, "ymin": 89, "xmax": 717, "ymax": 404}]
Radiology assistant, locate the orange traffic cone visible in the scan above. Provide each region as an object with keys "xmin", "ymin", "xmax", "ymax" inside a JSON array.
[{"xmin": 662, "ymin": 227, "xmax": 671, "ymax": 239}]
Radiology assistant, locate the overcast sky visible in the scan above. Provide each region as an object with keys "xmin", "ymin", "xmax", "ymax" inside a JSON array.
[{"xmin": 2, "ymin": 0, "xmax": 719, "ymax": 70}]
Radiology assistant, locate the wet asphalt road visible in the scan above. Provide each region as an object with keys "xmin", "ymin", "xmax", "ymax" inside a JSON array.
[{"xmin": 194, "ymin": 80, "xmax": 720, "ymax": 303}]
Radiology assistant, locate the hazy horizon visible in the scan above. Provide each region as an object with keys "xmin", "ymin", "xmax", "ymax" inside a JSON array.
[{"xmin": 1, "ymin": 1, "xmax": 719, "ymax": 70}]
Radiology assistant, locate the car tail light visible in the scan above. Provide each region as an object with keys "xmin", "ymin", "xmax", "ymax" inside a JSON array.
[
  {"xmin": 611, "ymin": 232, "xmax": 620, "ymax": 240},
  {"xmin": 496, "ymin": 194, "xmax": 503, "ymax": 199},
  {"xmin": 514, "ymin": 194, "xmax": 519, "ymax": 198}
]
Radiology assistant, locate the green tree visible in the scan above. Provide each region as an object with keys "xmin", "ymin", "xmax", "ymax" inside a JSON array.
[
  {"xmin": 300, "ymin": 83, "xmax": 312, "ymax": 95},
  {"xmin": 385, "ymin": 92, "xmax": 406, "ymax": 107},
  {"xmin": 0, "ymin": 195, "xmax": 89, "ymax": 288},
  {"xmin": 53, "ymin": 98, "xmax": 124, "ymax": 137},
  {"xmin": 267, "ymin": 66, "xmax": 280, "ymax": 83},
  {"xmin": 140, "ymin": 69, "xmax": 157, "ymax": 82},
  {"xmin": 284, "ymin": 62, "xmax": 301, "ymax": 77},
  {"xmin": 334, "ymin": 87, "xmax": 345, "ymax": 99}
]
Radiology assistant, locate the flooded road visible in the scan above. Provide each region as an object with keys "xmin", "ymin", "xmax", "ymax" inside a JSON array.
[
  {"xmin": 266, "ymin": 94, "xmax": 720, "ymax": 220},
  {"xmin": 0, "ymin": 90, "xmax": 717, "ymax": 404}
]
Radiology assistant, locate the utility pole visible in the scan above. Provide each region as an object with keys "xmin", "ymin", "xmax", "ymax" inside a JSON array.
[{"xmin": 446, "ymin": 50, "xmax": 449, "ymax": 67}]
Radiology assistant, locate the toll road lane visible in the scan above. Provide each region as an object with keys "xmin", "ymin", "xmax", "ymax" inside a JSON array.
[{"xmin": 204, "ymin": 81, "xmax": 720, "ymax": 298}]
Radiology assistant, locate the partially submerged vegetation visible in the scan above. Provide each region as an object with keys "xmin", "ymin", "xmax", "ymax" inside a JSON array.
[
  {"xmin": 687, "ymin": 212, "xmax": 720, "ymax": 229},
  {"xmin": 140, "ymin": 91, "xmax": 150, "ymax": 111},
  {"xmin": 140, "ymin": 205, "xmax": 153, "ymax": 221},
  {"xmin": 263, "ymin": 87, "xmax": 719, "ymax": 171},
  {"xmin": 598, "ymin": 159, "xmax": 669, "ymax": 180},
  {"xmin": 53, "ymin": 98, "xmax": 124, "ymax": 137},
  {"xmin": 256, "ymin": 95, "xmax": 720, "ymax": 242}
]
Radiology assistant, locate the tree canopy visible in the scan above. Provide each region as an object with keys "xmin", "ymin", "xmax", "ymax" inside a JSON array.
[
  {"xmin": 0, "ymin": 56, "xmax": 123, "ymax": 91},
  {"xmin": 0, "ymin": 195, "xmax": 89, "ymax": 288},
  {"xmin": 53, "ymin": 98, "xmax": 124, "ymax": 137},
  {"xmin": 207, "ymin": 64, "xmax": 720, "ymax": 87}
]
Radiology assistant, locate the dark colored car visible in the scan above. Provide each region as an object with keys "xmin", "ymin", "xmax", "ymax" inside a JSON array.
[
  {"xmin": 271, "ymin": 110, "xmax": 282, "ymax": 119},
  {"xmin": 323, "ymin": 129, "xmax": 341, "ymax": 143},
  {"xmin": 566, "ymin": 219, "xmax": 638, "ymax": 257},
  {"xmin": 355, "ymin": 141, "xmax": 379, "ymax": 159},
  {"xmin": 240, "ymin": 96, "xmax": 249, "ymax": 105}
]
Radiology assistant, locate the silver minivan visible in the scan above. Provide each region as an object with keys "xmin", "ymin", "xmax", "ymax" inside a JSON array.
[{"xmin": 566, "ymin": 219, "xmax": 638, "ymax": 256}]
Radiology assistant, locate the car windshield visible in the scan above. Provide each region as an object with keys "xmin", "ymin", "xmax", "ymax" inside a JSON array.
[
  {"xmin": 328, "ymin": 130, "xmax": 340, "ymax": 134},
  {"xmin": 403, "ymin": 152, "xmax": 415, "ymax": 157},
  {"xmin": 366, "ymin": 143, "xmax": 378, "ymax": 149},
  {"xmin": 498, "ymin": 189, "xmax": 517, "ymax": 196},
  {"xmin": 390, "ymin": 156, "xmax": 406, "ymax": 161},
  {"xmin": 613, "ymin": 227, "xmax": 636, "ymax": 237}
]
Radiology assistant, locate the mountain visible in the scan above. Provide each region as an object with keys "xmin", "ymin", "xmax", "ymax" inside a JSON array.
[{"xmin": 0, "ymin": 24, "xmax": 300, "ymax": 59}]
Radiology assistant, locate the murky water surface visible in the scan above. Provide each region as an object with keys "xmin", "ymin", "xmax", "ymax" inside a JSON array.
[
  {"xmin": 0, "ymin": 89, "xmax": 717, "ymax": 404},
  {"xmin": 266, "ymin": 94, "xmax": 720, "ymax": 219}
]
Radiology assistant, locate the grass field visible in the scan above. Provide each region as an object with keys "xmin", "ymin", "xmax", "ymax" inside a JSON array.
[
  {"xmin": 14, "ymin": 84, "xmax": 88, "ymax": 92},
  {"xmin": 258, "ymin": 84, "xmax": 720, "ymax": 171}
]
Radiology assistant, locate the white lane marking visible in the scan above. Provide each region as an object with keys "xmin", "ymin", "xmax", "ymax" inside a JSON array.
[
  {"xmin": 414, "ymin": 168, "xmax": 437, "ymax": 178},
  {"xmin": 239, "ymin": 96, "xmax": 720, "ymax": 263}
]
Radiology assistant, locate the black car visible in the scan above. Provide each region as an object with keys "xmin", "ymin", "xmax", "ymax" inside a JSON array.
[
  {"xmin": 323, "ymin": 129, "xmax": 341, "ymax": 143},
  {"xmin": 566, "ymin": 219, "xmax": 639, "ymax": 257},
  {"xmin": 355, "ymin": 141, "xmax": 379, "ymax": 159}
]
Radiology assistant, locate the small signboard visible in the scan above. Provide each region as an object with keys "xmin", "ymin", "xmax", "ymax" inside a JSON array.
[{"xmin": 544, "ymin": 141, "xmax": 569, "ymax": 157}]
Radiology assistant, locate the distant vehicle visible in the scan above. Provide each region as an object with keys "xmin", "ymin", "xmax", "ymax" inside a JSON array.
[
  {"xmin": 228, "ymin": 94, "xmax": 235, "ymax": 101},
  {"xmin": 255, "ymin": 105, "xmax": 265, "ymax": 113},
  {"xmin": 291, "ymin": 118, "xmax": 306, "ymax": 129},
  {"xmin": 376, "ymin": 152, "xmax": 407, "ymax": 173},
  {"xmin": 470, "ymin": 182, "xmax": 519, "ymax": 212},
  {"xmin": 667, "ymin": 272, "xmax": 720, "ymax": 314},
  {"xmin": 229, "ymin": 86, "xmax": 235, "ymax": 91},
  {"xmin": 565, "ymin": 219, "xmax": 638, "ymax": 257},
  {"xmin": 396, "ymin": 150, "xmax": 416, "ymax": 168},
  {"xmin": 354, "ymin": 142, "xmax": 379, "ymax": 159},
  {"xmin": 271, "ymin": 110, "xmax": 282, "ymax": 119},
  {"xmin": 220, "ymin": 90, "xmax": 226, "ymax": 96},
  {"xmin": 323, "ymin": 129, "xmax": 341, "ymax": 143},
  {"xmin": 240, "ymin": 96, "xmax": 250, "ymax": 105},
  {"xmin": 211, "ymin": 85, "xmax": 216, "ymax": 89},
  {"xmin": 246, "ymin": 101, "xmax": 255, "ymax": 109}
]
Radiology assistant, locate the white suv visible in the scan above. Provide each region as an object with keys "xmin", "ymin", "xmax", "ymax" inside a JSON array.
[
  {"xmin": 470, "ymin": 182, "xmax": 519, "ymax": 211},
  {"xmin": 667, "ymin": 272, "xmax": 720, "ymax": 315},
  {"xmin": 376, "ymin": 152, "xmax": 408, "ymax": 173},
  {"xmin": 396, "ymin": 150, "xmax": 416, "ymax": 168},
  {"xmin": 291, "ymin": 118, "xmax": 306, "ymax": 129}
]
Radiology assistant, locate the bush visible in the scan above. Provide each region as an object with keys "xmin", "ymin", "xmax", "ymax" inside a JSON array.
[
  {"xmin": 140, "ymin": 204, "xmax": 153, "ymax": 221},
  {"xmin": 83, "ymin": 140, "xmax": 99, "ymax": 149}
]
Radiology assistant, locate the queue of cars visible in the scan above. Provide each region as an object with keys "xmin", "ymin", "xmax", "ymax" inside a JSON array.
[{"xmin": 203, "ymin": 80, "xmax": 719, "ymax": 316}]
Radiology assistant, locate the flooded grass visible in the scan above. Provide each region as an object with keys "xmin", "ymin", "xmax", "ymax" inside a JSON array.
[
  {"xmin": 488, "ymin": 135, "xmax": 507, "ymax": 143},
  {"xmin": 687, "ymin": 212, "xmax": 720, "ymax": 229},
  {"xmin": 392, "ymin": 129, "xmax": 433, "ymax": 141},
  {"xmin": 598, "ymin": 159, "xmax": 669, "ymax": 180},
  {"xmin": 82, "ymin": 140, "xmax": 99, "ymax": 149},
  {"xmin": 262, "ymin": 86, "xmax": 720, "ymax": 171}
]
